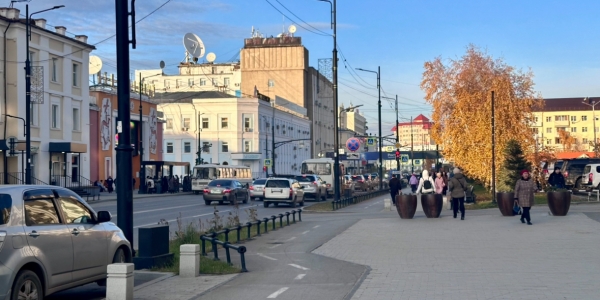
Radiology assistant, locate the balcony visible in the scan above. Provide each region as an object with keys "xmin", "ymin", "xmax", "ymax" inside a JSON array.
[{"xmin": 554, "ymin": 120, "xmax": 570, "ymax": 127}]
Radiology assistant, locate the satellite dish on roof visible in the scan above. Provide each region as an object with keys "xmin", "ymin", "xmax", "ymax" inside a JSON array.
[
  {"xmin": 288, "ymin": 25, "xmax": 297, "ymax": 34},
  {"xmin": 206, "ymin": 52, "xmax": 216, "ymax": 63},
  {"xmin": 159, "ymin": 60, "xmax": 165, "ymax": 69},
  {"xmin": 183, "ymin": 33, "xmax": 205, "ymax": 58},
  {"xmin": 89, "ymin": 56, "xmax": 102, "ymax": 74}
]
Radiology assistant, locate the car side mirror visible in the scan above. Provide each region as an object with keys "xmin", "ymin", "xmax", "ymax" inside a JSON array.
[{"xmin": 97, "ymin": 211, "xmax": 112, "ymax": 223}]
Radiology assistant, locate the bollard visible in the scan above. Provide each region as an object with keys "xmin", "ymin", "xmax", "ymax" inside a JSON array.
[
  {"xmin": 384, "ymin": 198, "xmax": 391, "ymax": 211},
  {"xmin": 256, "ymin": 220, "xmax": 261, "ymax": 236},
  {"xmin": 106, "ymin": 263, "xmax": 134, "ymax": 300},
  {"xmin": 200, "ymin": 235, "xmax": 207, "ymax": 256},
  {"xmin": 246, "ymin": 222, "xmax": 252, "ymax": 240},
  {"xmin": 332, "ymin": 201, "xmax": 335, "ymax": 211},
  {"xmin": 263, "ymin": 218, "xmax": 269, "ymax": 233},
  {"xmin": 223, "ymin": 228, "xmax": 230, "ymax": 243},
  {"xmin": 179, "ymin": 244, "xmax": 200, "ymax": 278},
  {"xmin": 278, "ymin": 214, "xmax": 284, "ymax": 228},
  {"xmin": 238, "ymin": 246, "xmax": 248, "ymax": 272},
  {"xmin": 224, "ymin": 242, "xmax": 232, "ymax": 265},
  {"xmin": 236, "ymin": 225, "xmax": 242, "ymax": 243},
  {"xmin": 211, "ymin": 232, "xmax": 219, "ymax": 261},
  {"xmin": 271, "ymin": 216, "xmax": 277, "ymax": 230},
  {"xmin": 292, "ymin": 210, "xmax": 297, "ymax": 223},
  {"xmin": 298, "ymin": 209, "xmax": 302, "ymax": 221},
  {"xmin": 285, "ymin": 212, "xmax": 291, "ymax": 225}
]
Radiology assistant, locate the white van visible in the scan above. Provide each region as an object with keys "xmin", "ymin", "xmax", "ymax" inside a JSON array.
[
  {"xmin": 263, "ymin": 178, "xmax": 305, "ymax": 208},
  {"xmin": 582, "ymin": 164, "xmax": 600, "ymax": 190}
]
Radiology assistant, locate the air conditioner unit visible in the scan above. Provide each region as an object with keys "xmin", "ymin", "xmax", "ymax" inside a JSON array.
[{"xmin": 157, "ymin": 111, "xmax": 164, "ymax": 118}]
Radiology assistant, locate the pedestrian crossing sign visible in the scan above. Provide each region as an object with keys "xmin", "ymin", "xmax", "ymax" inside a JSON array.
[
  {"xmin": 401, "ymin": 155, "xmax": 409, "ymax": 162},
  {"xmin": 367, "ymin": 138, "xmax": 376, "ymax": 146},
  {"xmin": 264, "ymin": 159, "xmax": 272, "ymax": 167}
]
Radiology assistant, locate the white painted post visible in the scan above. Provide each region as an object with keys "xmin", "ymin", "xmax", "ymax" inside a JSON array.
[
  {"xmin": 384, "ymin": 198, "xmax": 391, "ymax": 211},
  {"xmin": 180, "ymin": 244, "xmax": 200, "ymax": 278},
  {"xmin": 106, "ymin": 263, "xmax": 134, "ymax": 300}
]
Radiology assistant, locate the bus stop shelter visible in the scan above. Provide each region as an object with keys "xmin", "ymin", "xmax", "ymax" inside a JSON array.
[{"xmin": 140, "ymin": 161, "xmax": 190, "ymax": 193}]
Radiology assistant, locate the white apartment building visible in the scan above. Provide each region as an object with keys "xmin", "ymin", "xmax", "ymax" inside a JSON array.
[
  {"xmin": 0, "ymin": 8, "xmax": 94, "ymax": 185},
  {"xmin": 135, "ymin": 62, "xmax": 241, "ymax": 97},
  {"xmin": 155, "ymin": 91, "xmax": 311, "ymax": 177},
  {"xmin": 308, "ymin": 68, "xmax": 335, "ymax": 158}
]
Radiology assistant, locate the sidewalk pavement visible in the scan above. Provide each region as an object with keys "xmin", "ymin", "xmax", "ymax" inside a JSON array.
[
  {"xmin": 131, "ymin": 274, "xmax": 238, "ymax": 300},
  {"xmin": 314, "ymin": 204, "xmax": 600, "ymax": 299},
  {"xmin": 89, "ymin": 190, "xmax": 194, "ymax": 202}
]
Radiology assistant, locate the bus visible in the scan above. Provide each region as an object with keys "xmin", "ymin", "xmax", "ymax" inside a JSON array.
[
  {"xmin": 301, "ymin": 158, "xmax": 335, "ymax": 197},
  {"xmin": 191, "ymin": 164, "xmax": 253, "ymax": 194}
]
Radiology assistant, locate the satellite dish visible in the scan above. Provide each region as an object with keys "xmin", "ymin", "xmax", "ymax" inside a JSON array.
[
  {"xmin": 206, "ymin": 52, "xmax": 216, "ymax": 63},
  {"xmin": 159, "ymin": 60, "xmax": 165, "ymax": 69},
  {"xmin": 288, "ymin": 25, "xmax": 297, "ymax": 34},
  {"xmin": 89, "ymin": 56, "xmax": 103, "ymax": 74},
  {"xmin": 183, "ymin": 33, "xmax": 205, "ymax": 58}
]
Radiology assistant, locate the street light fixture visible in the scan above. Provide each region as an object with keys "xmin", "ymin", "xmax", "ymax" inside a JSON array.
[
  {"xmin": 25, "ymin": 4, "xmax": 64, "ymax": 184},
  {"xmin": 356, "ymin": 67, "xmax": 383, "ymax": 190}
]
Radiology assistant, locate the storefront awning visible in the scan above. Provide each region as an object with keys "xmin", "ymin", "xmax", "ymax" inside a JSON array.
[{"xmin": 48, "ymin": 142, "xmax": 87, "ymax": 153}]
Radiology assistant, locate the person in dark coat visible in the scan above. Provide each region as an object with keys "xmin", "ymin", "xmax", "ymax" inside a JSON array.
[
  {"xmin": 106, "ymin": 176, "xmax": 114, "ymax": 193},
  {"xmin": 515, "ymin": 170, "xmax": 536, "ymax": 225},
  {"xmin": 389, "ymin": 175, "xmax": 400, "ymax": 205},
  {"xmin": 448, "ymin": 168, "xmax": 468, "ymax": 220},
  {"xmin": 162, "ymin": 176, "xmax": 168, "ymax": 194},
  {"xmin": 547, "ymin": 167, "xmax": 565, "ymax": 189}
]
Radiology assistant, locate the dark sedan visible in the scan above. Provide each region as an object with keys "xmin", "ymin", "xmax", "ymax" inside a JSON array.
[{"xmin": 203, "ymin": 179, "xmax": 250, "ymax": 205}]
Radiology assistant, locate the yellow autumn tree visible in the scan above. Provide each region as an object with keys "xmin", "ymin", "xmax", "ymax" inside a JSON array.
[
  {"xmin": 557, "ymin": 129, "xmax": 575, "ymax": 151},
  {"xmin": 420, "ymin": 45, "xmax": 543, "ymax": 188}
]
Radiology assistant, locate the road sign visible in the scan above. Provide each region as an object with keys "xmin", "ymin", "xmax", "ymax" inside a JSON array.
[
  {"xmin": 347, "ymin": 153, "xmax": 360, "ymax": 160},
  {"xmin": 401, "ymin": 155, "xmax": 409, "ymax": 163},
  {"xmin": 346, "ymin": 137, "xmax": 361, "ymax": 152},
  {"xmin": 264, "ymin": 159, "xmax": 272, "ymax": 167},
  {"xmin": 367, "ymin": 137, "xmax": 376, "ymax": 146},
  {"xmin": 414, "ymin": 159, "xmax": 421, "ymax": 165},
  {"xmin": 385, "ymin": 146, "xmax": 394, "ymax": 152}
]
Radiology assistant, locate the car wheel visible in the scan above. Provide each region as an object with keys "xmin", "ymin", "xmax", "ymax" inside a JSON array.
[
  {"xmin": 113, "ymin": 248, "xmax": 127, "ymax": 263},
  {"xmin": 264, "ymin": 201, "xmax": 270, "ymax": 208},
  {"xmin": 11, "ymin": 270, "xmax": 42, "ymax": 300},
  {"xmin": 204, "ymin": 200, "xmax": 211, "ymax": 205},
  {"xmin": 575, "ymin": 178, "xmax": 582, "ymax": 190},
  {"xmin": 244, "ymin": 193, "xmax": 249, "ymax": 204}
]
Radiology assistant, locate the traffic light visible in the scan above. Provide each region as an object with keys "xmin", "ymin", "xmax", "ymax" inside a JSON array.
[
  {"xmin": 395, "ymin": 149, "xmax": 400, "ymax": 159},
  {"xmin": 195, "ymin": 158, "xmax": 199, "ymax": 165}
]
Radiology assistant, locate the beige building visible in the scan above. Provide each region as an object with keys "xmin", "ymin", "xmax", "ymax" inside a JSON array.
[
  {"xmin": 338, "ymin": 104, "xmax": 368, "ymax": 152},
  {"xmin": 0, "ymin": 8, "xmax": 94, "ymax": 185},
  {"xmin": 531, "ymin": 97, "xmax": 600, "ymax": 151},
  {"xmin": 394, "ymin": 114, "xmax": 435, "ymax": 152}
]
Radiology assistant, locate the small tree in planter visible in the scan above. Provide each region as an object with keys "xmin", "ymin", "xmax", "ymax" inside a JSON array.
[{"xmin": 496, "ymin": 139, "xmax": 531, "ymax": 216}]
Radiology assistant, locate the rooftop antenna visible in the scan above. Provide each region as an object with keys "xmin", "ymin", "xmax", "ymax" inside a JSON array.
[{"xmin": 288, "ymin": 25, "xmax": 297, "ymax": 37}]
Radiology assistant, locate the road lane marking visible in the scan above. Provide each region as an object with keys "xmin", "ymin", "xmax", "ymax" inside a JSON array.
[
  {"xmin": 257, "ymin": 253, "xmax": 278, "ymax": 261},
  {"xmin": 288, "ymin": 264, "xmax": 309, "ymax": 271},
  {"xmin": 294, "ymin": 274, "xmax": 306, "ymax": 280},
  {"xmin": 267, "ymin": 287, "xmax": 289, "ymax": 298},
  {"xmin": 268, "ymin": 244, "xmax": 282, "ymax": 249},
  {"xmin": 284, "ymin": 237, "xmax": 296, "ymax": 242},
  {"xmin": 313, "ymin": 225, "xmax": 320, "ymax": 229},
  {"xmin": 301, "ymin": 230, "xmax": 310, "ymax": 235}
]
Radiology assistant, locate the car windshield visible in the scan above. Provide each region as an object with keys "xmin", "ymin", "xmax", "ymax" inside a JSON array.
[
  {"xmin": 253, "ymin": 179, "xmax": 267, "ymax": 185},
  {"xmin": 208, "ymin": 180, "xmax": 232, "ymax": 187},
  {"xmin": 0, "ymin": 194, "xmax": 11, "ymax": 225},
  {"xmin": 296, "ymin": 176, "xmax": 316, "ymax": 182},
  {"xmin": 266, "ymin": 180, "xmax": 290, "ymax": 188}
]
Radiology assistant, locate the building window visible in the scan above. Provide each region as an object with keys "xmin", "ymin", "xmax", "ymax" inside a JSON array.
[
  {"xmin": 583, "ymin": 127, "xmax": 588, "ymax": 132},
  {"xmin": 72, "ymin": 108, "xmax": 80, "ymax": 131},
  {"xmin": 166, "ymin": 142, "xmax": 173, "ymax": 153},
  {"xmin": 176, "ymin": 79, "xmax": 182, "ymax": 88},
  {"xmin": 224, "ymin": 77, "xmax": 230, "ymax": 86},
  {"xmin": 244, "ymin": 117, "xmax": 251, "ymax": 131},
  {"xmin": 555, "ymin": 137, "xmax": 560, "ymax": 144},
  {"xmin": 583, "ymin": 138, "xmax": 589, "ymax": 144},
  {"xmin": 546, "ymin": 139, "xmax": 551, "ymax": 145},
  {"xmin": 582, "ymin": 116, "xmax": 588, "ymax": 121},
  {"xmin": 200, "ymin": 79, "xmax": 206, "ymax": 86},
  {"xmin": 546, "ymin": 116, "xmax": 552, "ymax": 122},
  {"xmin": 221, "ymin": 117, "xmax": 228, "ymax": 129},
  {"xmin": 188, "ymin": 78, "xmax": 194, "ymax": 87},
  {"xmin": 222, "ymin": 142, "xmax": 229, "ymax": 153},
  {"xmin": 51, "ymin": 104, "xmax": 59, "ymax": 129},
  {"xmin": 166, "ymin": 118, "xmax": 173, "ymax": 130},
  {"xmin": 532, "ymin": 128, "xmax": 539, "ymax": 134},
  {"xmin": 72, "ymin": 64, "xmax": 79, "ymax": 87},
  {"xmin": 183, "ymin": 117, "xmax": 190, "ymax": 129},
  {"xmin": 202, "ymin": 117, "xmax": 209, "ymax": 129},
  {"xmin": 244, "ymin": 140, "xmax": 251, "ymax": 152},
  {"xmin": 555, "ymin": 115, "xmax": 567, "ymax": 121},
  {"xmin": 212, "ymin": 66, "xmax": 217, "ymax": 74},
  {"xmin": 534, "ymin": 116, "xmax": 539, "ymax": 123},
  {"xmin": 184, "ymin": 142, "xmax": 191, "ymax": 153},
  {"xmin": 556, "ymin": 127, "xmax": 566, "ymax": 132},
  {"xmin": 202, "ymin": 142, "xmax": 211, "ymax": 153},
  {"xmin": 164, "ymin": 80, "xmax": 170, "ymax": 89},
  {"xmin": 51, "ymin": 58, "xmax": 58, "ymax": 82},
  {"xmin": 571, "ymin": 127, "xmax": 577, "ymax": 133},
  {"xmin": 571, "ymin": 116, "xmax": 577, "ymax": 122},
  {"xmin": 546, "ymin": 128, "xmax": 552, "ymax": 133}
]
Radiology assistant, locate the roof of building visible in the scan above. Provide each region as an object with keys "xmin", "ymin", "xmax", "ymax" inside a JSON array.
[
  {"xmin": 391, "ymin": 114, "xmax": 433, "ymax": 132},
  {"xmin": 536, "ymin": 97, "xmax": 600, "ymax": 112},
  {"xmin": 555, "ymin": 151, "xmax": 596, "ymax": 159},
  {"xmin": 151, "ymin": 91, "xmax": 233, "ymax": 103}
]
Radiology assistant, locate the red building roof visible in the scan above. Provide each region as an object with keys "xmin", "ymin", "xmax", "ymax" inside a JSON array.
[
  {"xmin": 555, "ymin": 152, "xmax": 596, "ymax": 159},
  {"xmin": 391, "ymin": 114, "xmax": 432, "ymax": 132}
]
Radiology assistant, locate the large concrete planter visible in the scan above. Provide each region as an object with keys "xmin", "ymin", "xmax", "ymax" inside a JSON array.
[
  {"xmin": 497, "ymin": 192, "xmax": 515, "ymax": 216},
  {"xmin": 421, "ymin": 194, "xmax": 443, "ymax": 218},
  {"xmin": 547, "ymin": 191, "xmax": 571, "ymax": 216},
  {"xmin": 396, "ymin": 194, "xmax": 417, "ymax": 219}
]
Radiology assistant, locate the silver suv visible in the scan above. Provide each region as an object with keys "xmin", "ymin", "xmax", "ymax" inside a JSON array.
[{"xmin": 0, "ymin": 185, "xmax": 132, "ymax": 299}]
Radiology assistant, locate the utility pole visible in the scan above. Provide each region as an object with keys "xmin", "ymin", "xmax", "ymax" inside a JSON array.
[
  {"xmin": 271, "ymin": 103, "xmax": 276, "ymax": 176},
  {"xmin": 115, "ymin": 0, "xmax": 135, "ymax": 248},
  {"xmin": 356, "ymin": 66, "xmax": 382, "ymax": 190},
  {"xmin": 411, "ymin": 116, "xmax": 414, "ymax": 173},
  {"xmin": 395, "ymin": 95, "xmax": 399, "ymax": 171},
  {"xmin": 138, "ymin": 73, "xmax": 144, "ymax": 193}
]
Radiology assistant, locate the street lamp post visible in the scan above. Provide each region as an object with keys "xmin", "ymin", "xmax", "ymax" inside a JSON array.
[
  {"xmin": 582, "ymin": 97, "xmax": 600, "ymax": 148},
  {"xmin": 138, "ymin": 70, "xmax": 163, "ymax": 194},
  {"xmin": 382, "ymin": 95, "xmax": 399, "ymax": 171},
  {"xmin": 356, "ymin": 67, "xmax": 382, "ymax": 190},
  {"xmin": 25, "ymin": 4, "xmax": 64, "ymax": 184}
]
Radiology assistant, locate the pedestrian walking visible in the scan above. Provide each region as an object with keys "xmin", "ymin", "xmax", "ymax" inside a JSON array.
[
  {"xmin": 448, "ymin": 168, "xmax": 468, "ymax": 220},
  {"xmin": 434, "ymin": 172, "xmax": 445, "ymax": 194},
  {"xmin": 409, "ymin": 173, "xmax": 419, "ymax": 193},
  {"xmin": 106, "ymin": 176, "xmax": 114, "ymax": 193},
  {"xmin": 389, "ymin": 175, "xmax": 401, "ymax": 205},
  {"xmin": 416, "ymin": 170, "xmax": 435, "ymax": 195},
  {"xmin": 168, "ymin": 176, "xmax": 175, "ymax": 194},
  {"xmin": 515, "ymin": 170, "xmax": 535, "ymax": 225},
  {"xmin": 547, "ymin": 167, "xmax": 565, "ymax": 189},
  {"xmin": 441, "ymin": 171, "xmax": 449, "ymax": 195}
]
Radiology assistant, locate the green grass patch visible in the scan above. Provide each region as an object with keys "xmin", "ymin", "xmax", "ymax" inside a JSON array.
[{"xmin": 303, "ymin": 201, "xmax": 334, "ymax": 212}]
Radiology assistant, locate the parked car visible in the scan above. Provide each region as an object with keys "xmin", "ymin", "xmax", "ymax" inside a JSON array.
[
  {"xmin": 203, "ymin": 179, "xmax": 250, "ymax": 205},
  {"xmin": 0, "ymin": 185, "xmax": 132, "ymax": 300},
  {"xmin": 263, "ymin": 178, "xmax": 304, "ymax": 208},
  {"xmin": 249, "ymin": 178, "xmax": 267, "ymax": 201},
  {"xmin": 542, "ymin": 160, "xmax": 566, "ymax": 179},
  {"xmin": 582, "ymin": 164, "xmax": 600, "ymax": 190},
  {"xmin": 295, "ymin": 175, "xmax": 327, "ymax": 201},
  {"xmin": 560, "ymin": 159, "xmax": 600, "ymax": 189},
  {"xmin": 349, "ymin": 175, "xmax": 369, "ymax": 192},
  {"xmin": 343, "ymin": 175, "xmax": 356, "ymax": 192}
]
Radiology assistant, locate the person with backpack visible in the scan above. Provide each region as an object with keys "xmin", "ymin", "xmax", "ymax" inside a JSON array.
[
  {"xmin": 448, "ymin": 167, "xmax": 468, "ymax": 220},
  {"xmin": 416, "ymin": 170, "xmax": 435, "ymax": 195}
]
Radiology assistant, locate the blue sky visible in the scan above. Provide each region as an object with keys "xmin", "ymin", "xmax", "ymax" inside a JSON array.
[{"xmin": 17, "ymin": 0, "xmax": 600, "ymax": 133}]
